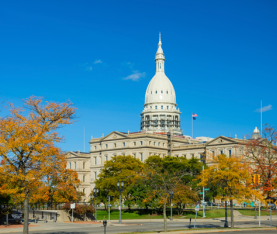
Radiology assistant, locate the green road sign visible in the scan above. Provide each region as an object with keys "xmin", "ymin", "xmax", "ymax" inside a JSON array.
[
  {"xmin": 199, "ymin": 192, "xmax": 203, "ymax": 194},
  {"xmin": 205, "ymin": 188, "xmax": 210, "ymax": 191}
]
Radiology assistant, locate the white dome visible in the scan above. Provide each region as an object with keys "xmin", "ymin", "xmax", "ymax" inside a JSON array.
[
  {"xmin": 253, "ymin": 127, "xmax": 260, "ymax": 133},
  {"xmin": 145, "ymin": 72, "xmax": 176, "ymax": 104}
]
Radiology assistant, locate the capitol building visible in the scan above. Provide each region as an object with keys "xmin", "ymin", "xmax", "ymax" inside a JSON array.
[{"xmin": 66, "ymin": 35, "xmax": 260, "ymax": 201}]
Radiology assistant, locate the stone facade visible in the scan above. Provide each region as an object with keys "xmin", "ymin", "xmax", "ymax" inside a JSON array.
[{"xmin": 66, "ymin": 131, "xmax": 247, "ymax": 201}]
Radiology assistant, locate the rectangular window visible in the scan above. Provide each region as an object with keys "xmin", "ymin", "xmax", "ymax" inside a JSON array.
[
  {"xmin": 229, "ymin": 150, "xmax": 232, "ymax": 157},
  {"xmin": 149, "ymin": 141, "xmax": 151, "ymax": 145},
  {"xmin": 140, "ymin": 141, "xmax": 143, "ymax": 145},
  {"xmin": 163, "ymin": 143, "xmax": 165, "ymax": 147},
  {"xmin": 114, "ymin": 143, "xmax": 116, "ymax": 147},
  {"xmin": 95, "ymin": 172, "xmax": 97, "ymax": 179},
  {"xmin": 83, "ymin": 175, "xmax": 85, "ymax": 182},
  {"xmin": 134, "ymin": 153, "xmax": 136, "ymax": 158},
  {"xmin": 155, "ymin": 106, "xmax": 157, "ymax": 109},
  {"xmin": 94, "ymin": 146, "xmax": 97, "ymax": 150},
  {"xmin": 95, "ymin": 157, "xmax": 97, "ymax": 165},
  {"xmin": 167, "ymin": 106, "xmax": 169, "ymax": 110},
  {"xmin": 154, "ymin": 142, "xmax": 156, "ymax": 146},
  {"xmin": 75, "ymin": 162, "xmax": 76, "ymax": 168},
  {"xmin": 70, "ymin": 162, "xmax": 71, "ymax": 169},
  {"xmin": 183, "ymin": 154, "xmax": 186, "ymax": 158},
  {"xmin": 161, "ymin": 106, "xmax": 163, "ymax": 109},
  {"xmin": 140, "ymin": 153, "xmax": 143, "ymax": 162},
  {"xmin": 200, "ymin": 154, "xmax": 203, "ymax": 162},
  {"xmin": 106, "ymin": 155, "xmax": 108, "ymax": 161},
  {"xmin": 123, "ymin": 142, "xmax": 126, "ymax": 146},
  {"xmin": 83, "ymin": 162, "xmax": 85, "ymax": 169},
  {"xmin": 158, "ymin": 142, "xmax": 160, "ymax": 146},
  {"xmin": 150, "ymin": 106, "xmax": 152, "ymax": 109},
  {"xmin": 134, "ymin": 142, "xmax": 136, "ymax": 146},
  {"xmin": 191, "ymin": 154, "xmax": 194, "ymax": 158},
  {"xmin": 220, "ymin": 150, "xmax": 223, "ymax": 155},
  {"xmin": 106, "ymin": 144, "xmax": 108, "ymax": 148}
]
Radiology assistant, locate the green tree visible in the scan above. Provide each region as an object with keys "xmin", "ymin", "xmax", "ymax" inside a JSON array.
[
  {"xmin": 95, "ymin": 155, "xmax": 144, "ymax": 208},
  {"xmin": 140, "ymin": 155, "xmax": 202, "ymax": 232}
]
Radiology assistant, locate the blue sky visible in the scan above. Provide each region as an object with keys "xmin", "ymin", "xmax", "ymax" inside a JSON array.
[{"xmin": 0, "ymin": 0, "xmax": 276, "ymax": 152}]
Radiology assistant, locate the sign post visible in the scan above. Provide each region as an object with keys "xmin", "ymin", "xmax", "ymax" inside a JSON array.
[
  {"xmin": 259, "ymin": 201, "xmax": 261, "ymax": 227},
  {"xmin": 194, "ymin": 205, "xmax": 199, "ymax": 229},
  {"xmin": 70, "ymin": 203, "xmax": 75, "ymax": 223}
]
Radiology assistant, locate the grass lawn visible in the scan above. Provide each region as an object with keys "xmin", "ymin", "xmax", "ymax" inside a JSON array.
[
  {"xmin": 96, "ymin": 209, "xmax": 231, "ymax": 220},
  {"xmin": 237, "ymin": 208, "xmax": 277, "ymax": 216}
]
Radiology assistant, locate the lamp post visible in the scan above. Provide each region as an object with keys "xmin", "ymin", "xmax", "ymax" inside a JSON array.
[
  {"xmin": 169, "ymin": 191, "xmax": 174, "ymax": 220},
  {"xmin": 93, "ymin": 188, "xmax": 99, "ymax": 221},
  {"xmin": 117, "ymin": 181, "xmax": 124, "ymax": 224}
]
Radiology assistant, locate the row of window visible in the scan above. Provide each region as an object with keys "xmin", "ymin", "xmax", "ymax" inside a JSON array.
[
  {"xmin": 94, "ymin": 153, "xmax": 144, "ymax": 165},
  {"xmin": 211, "ymin": 149, "xmax": 232, "ymax": 156},
  {"xmin": 150, "ymin": 90, "xmax": 172, "ymax": 94},
  {"xmin": 69, "ymin": 161, "xmax": 87, "ymax": 169},
  {"xmin": 147, "ymin": 105, "xmax": 174, "ymax": 110},
  {"xmin": 94, "ymin": 141, "xmax": 144, "ymax": 150}
]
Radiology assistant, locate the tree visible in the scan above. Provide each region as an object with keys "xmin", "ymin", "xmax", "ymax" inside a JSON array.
[
  {"xmin": 244, "ymin": 124, "xmax": 277, "ymax": 199},
  {"xmin": 0, "ymin": 96, "xmax": 76, "ymax": 234},
  {"xmin": 140, "ymin": 156, "xmax": 202, "ymax": 233},
  {"xmin": 198, "ymin": 154, "xmax": 263, "ymax": 228},
  {"xmin": 95, "ymin": 155, "xmax": 144, "ymax": 208}
]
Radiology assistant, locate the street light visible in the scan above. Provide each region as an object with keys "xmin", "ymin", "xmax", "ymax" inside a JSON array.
[
  {"xmin": 117, "ymin": 181, "xmax": 124, "ymax": 224},
  {"xmin": 169, "ymin": 191, "xmax": 174, "ymax": 220},
  {"xmin": 93, "ymin": 188, "xmax": 99, "ymax": 221}
]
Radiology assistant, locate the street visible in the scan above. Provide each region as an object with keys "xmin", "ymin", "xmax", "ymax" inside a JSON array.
[{"xmin": 3, "ymin": 219, "xmax": 277, "ymax": 234}]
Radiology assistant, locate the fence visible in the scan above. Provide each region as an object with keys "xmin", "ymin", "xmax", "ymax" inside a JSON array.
[
  {"xmin": 1, "ymin": 202, "xmax": 91, "ymax": 211},
  {"xmin": 16, "ymin": 209, "xmax": 58, "ymax": 221}
]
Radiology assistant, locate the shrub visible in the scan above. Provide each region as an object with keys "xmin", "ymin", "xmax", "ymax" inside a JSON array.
[{"xmin": 62, "ymin": 203, "xmax": 94, "ymax": 215}]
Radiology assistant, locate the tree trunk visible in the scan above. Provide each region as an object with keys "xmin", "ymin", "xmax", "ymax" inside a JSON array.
[
  {"xmin": 224, "ymin": 200, "xmax": 228, "ymax": 228},
  {"xmin": 230, "ymin": 199, "xmax": 234, "ymax": 228},
  {"xmin": 163, "ymin": 202, "xmax": 167, "ymax": 232},
  {"xmin": 23, "ymin": 195, "xmax": 29, "ymax": 234}
]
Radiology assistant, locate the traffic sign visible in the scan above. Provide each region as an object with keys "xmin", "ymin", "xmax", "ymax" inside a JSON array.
[
  {"xmin": 107, "ymin": 204, "xmax": 112, "ymax": 207},
  {"xmin": 195, "ymin": 205, "xmax": 199, "ymax": 212},
  {"xmin": 199, "ymin": 192, "xmax": 203, "ymax": 194},
  {"xmin": 205, "ymin": 188, "xmax": 210, "ymax": 191},
  {"xmin": 70, "ymin": 203, "xmax": 75, "ymax": 209}
]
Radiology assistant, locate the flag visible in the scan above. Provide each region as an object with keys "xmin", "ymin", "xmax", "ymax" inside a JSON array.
[{"xmin": 192, "ymin": 113, "xmax": 198, "ymax": 120}]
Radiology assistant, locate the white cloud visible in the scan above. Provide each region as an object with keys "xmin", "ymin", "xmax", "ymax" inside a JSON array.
[
  {"xmin": 86, "ymin": 66, "xmax": 93, "ymax": 71},
  {"xmin": 123, "ymin": 71, "xmax": 146, "ymax": 81},
  {"xmin": 94, "ymin": 59, "xmax": 103, "ymax": 64},
  {"xmin": 255, "ymin": 104, "xmax": 272, "ymax": 113}
]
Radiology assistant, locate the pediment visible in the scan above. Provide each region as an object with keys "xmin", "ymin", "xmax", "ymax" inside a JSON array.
[
  {"xmin": 102, "ymin": 131, "xmax": 127, "ymax": 141},
  {"xmin": 206, "ymin": 136, "xmax": 238, "ymax": 146},
  {"xmin": 66, "ymin": 151, "xmax": 89, "ymax": 159}
]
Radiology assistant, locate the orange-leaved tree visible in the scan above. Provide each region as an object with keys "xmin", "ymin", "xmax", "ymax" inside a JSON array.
[
  {"xmin": 244, "ymin": 124, "xmax": 277, "ymax": 199},
  {"xmin": 0, "ymin": 96, "xmax": 76, "ymax": 234},
  {"xmin": 198, "ymin": 154, "xmax": 263, "ymax": 228}
]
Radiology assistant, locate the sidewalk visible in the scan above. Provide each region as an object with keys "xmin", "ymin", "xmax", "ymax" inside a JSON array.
[{"xmin": 144, "ymin": 228, "xmax": 277, "ymax": 234}]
